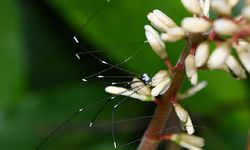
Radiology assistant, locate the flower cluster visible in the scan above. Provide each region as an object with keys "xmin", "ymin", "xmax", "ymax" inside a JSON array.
[
  {"xmin": 143, "ymin": 0, "xmax": 250, "ymax": 149},
  {"xmin": 105, "ymin": 70, "xmax": 171, "ymax": 102},
  {"xmin": 105, "ymin": 0, "xmax": 250, "ymax": 149},
  {"xmin": 146, "ymin": 0, "xmax": 250, "ymax": 82}
]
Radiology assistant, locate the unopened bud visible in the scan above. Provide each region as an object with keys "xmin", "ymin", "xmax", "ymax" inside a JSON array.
[
  {"xmin": 181, "ymin": 17, "xmax": 212, "ymax": 33},
  {"xmin": 185, "ymin": 54, "xmax": 198, "ymax": 85},
  {"xmin": 148, "ymin": 13, "xmax": 168, "ymax": 32},
  {"xmin": 211, "ymin": 0, "xmax": 231, "ymax": 16},
  {"xmin": 234, "ymin": 41, "xmax": 250, "ymax": 74},
  {"xmin": 105, "ymin": 86, "xmax": 127, "ymax": 95},
  {"xmin": 161, "ymin": 27, "xmax": 185, "ymax": 42},
  {"xmin": 145, "ymin": 25, "xmax": 167, "ymax": 59},
  {"xmin": 195, "ymin": 41, "xmax": 210, "ymax": 68},
  {"xmin": 242, "ymin": 6, "xmax": 250, "ymax": 21},
  {"xmin": 174, "ymin": 103, "xmax": 195, "ymax": 135},
  {"xmin": 226, "ymin": 55, "xmax": 247, "ymax": 79},
  {"xmin": 227, "ymin": 0, "xmax": 239, "ymax": 7},
  {"xmin": 151, "ymin": 78, "xmax": 171, "ymax": 96},
  {"xmin": 131, "ymin": 78, "xmax": 151, "ymax": 96},
  {"xmin": 200, "ymin": 0, "xmax": 211, "ymax": 17},
  {"xmin": 105, "ymin": 86, "xmax": 153, "ymax": 101},
  {"xmin": 178, "ymin": 81, "xmax": 208, "ymax": 99},
  {"xmin": 207, "ymin": 43, "xmax": 231, "ymax": 69},
  {"xmin": 173, "ymin": 103, "xmax": 188, "ymax": 123},
  {"xmin": 151, "ymin": 70, "xmax": 169, "ymax": 86},
  {"xmin": 147, "ymin": 10, "xmax": 176, "ymax": 32},
  {"xmin": 214, "ymin": 19, "xmax": 239, "ymax": 35},
  {"xmin": 247, "ymin": 0, "xmax": 250, "ymax": 5},
  {"xmin": 181, "ymin": 0, "xmax": 203, "ymax": 15},
  {"xmin": 170, "ymin": 134, "xmax": 205, "ymax": 150},
  {"xmin": 185, "ymin": 116, "xmax": 195, "ymax": 134}
]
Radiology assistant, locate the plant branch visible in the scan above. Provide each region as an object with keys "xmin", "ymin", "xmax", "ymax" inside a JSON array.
[{"xmin": 138, "ymin": 43, "xmax": 190, "ymax": 150}]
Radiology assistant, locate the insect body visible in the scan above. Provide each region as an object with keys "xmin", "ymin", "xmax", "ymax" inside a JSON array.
[{"xmin": 141, "ymin": 73, "xmax": 152, "ymax": 85}]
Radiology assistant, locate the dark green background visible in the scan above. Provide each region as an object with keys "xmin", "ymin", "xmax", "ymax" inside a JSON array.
[{"xmin": 0, "ymin": 0, "xmax": 249, "ymax": 149}]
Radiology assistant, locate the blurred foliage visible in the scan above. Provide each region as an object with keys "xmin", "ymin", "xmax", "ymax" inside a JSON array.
[{"xmin": 0, "ymin": 0, "xmax": 249, "ymax": 150}]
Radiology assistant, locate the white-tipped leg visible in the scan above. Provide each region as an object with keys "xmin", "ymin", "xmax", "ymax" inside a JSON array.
[
  {"xmin": 101, "ymin": 60, "xmax": 108, "ymax": 64},
  {"xmin": 89, "ymin": 122, "xmax": 93, "ymax": 127},
  {"xmin": 79, "ymin": 108, "xmax": 84, "ymax": 112},
  {"xmin": 73, "ymin": 36, "xmax": 79, "ymax": 43},
  {"xmin": 113, "ymin": 142, "xmax": 117, "ymax": 148},
  {"xmin": 82, "ymin": 78, "xmax": 87, "ymax": 82},
  {"xmin": 97, "ymin": 75, "xmax": 104, "ymax": 78},
  {"xmin": 75, "ymin": 53, "xmax": 81, "ymax": 60}
]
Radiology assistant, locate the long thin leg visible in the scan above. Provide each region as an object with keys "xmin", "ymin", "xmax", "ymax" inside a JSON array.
[
  {"xmin": 35, "ymin": 81, "xmax": 135, "ymax": 150},
  {"xmin": 112, "ymin": 85, "xmax": 146, "ymax": 148},
  {"xmin": 89, "ymin": 84, "xmax": 144, "ymax": 127}
]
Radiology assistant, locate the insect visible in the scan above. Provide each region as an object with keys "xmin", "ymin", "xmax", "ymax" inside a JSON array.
[
  {"xmin": 35, "ymin": 42, "xmax": 164, "ymax": 149},
  {"xmin": 35, "ymin": 0, "xmax": 203, "ymax": 149}
]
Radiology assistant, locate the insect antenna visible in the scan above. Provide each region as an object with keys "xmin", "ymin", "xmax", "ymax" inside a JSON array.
[
  {"xmin": 75, "ymin": 40, "xmax": 144, "ymax": 60},
  {"xmin": 71, "ymin": 0, "xmax": 146, "ymax": 83},
  {"xmin": 74, "ymin": 39, "xmax": 144, "ymax": 82}
]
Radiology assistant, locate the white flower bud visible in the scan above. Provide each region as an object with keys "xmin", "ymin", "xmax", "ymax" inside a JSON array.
[
  {"xmin": 211, "ymin": 0, "xmax": 231, "ymax": 16},
  {"xmin": 226, "ymin": 55, "xmax": 247, "ymax": 79},
  {"xmin": 174, "ymin": 103, "xmax": 195, "ymax": 135},
  {"xmin": 247, "ymin": 0, "xmax": 250, "ymax": 5},
  {"xmin": 105, "ymin": 86, "xmax": 127, "ymax": 95},
  {"xmin": 185, "ymin": 54, "xmax": 198, "ymax": 85},
  {"xmin": 105, "ymin": 86, "xmax": 153, "ymax": 101},
  {"xmin": 147, "ymin": 10, "xmax": 177, "ymax": 32},
  {"xmin": 227, "ymin": 0, "xmax": 239, "ymax": 7},
  {"xmin": 234, "ymin": 41, "xmax": 250, "ymax": 74},
  {"xmin": 131, "ymin": 78, "xmax": 151, "ymax": 96},
  {"xmin": 214, "ymin": 19, "xmax": 239, "ymax": 35},
  {"xmin": 151, "ymin": 70, "xmax": 169, "ymax": 86},
  {"xmin": 181, "ymin": 0, "xmax": 203, "ymax": 15},
  {"xmin": 207, "ymin": 43, "xmax": 231, "ymax": 69},
  {"xmin": 178, "ymin": 81, "xmax": 208, "ymax": 99},
  {"xmin": 151, "ymin": 78, "xmax": 171, "ymax": 96},
  {"xmin": 195, "ymin": 41, "xmax": 210, "ymax": 67},
  {"xmin": 161, "ymin": 27, "xmax": 185, "ymax": 42},
  {"xmin": 171, "ymin": 134, "xmax": 205, "ymax": 150},
  {"xmin": 145, "ymin": 25, "xmax": 167, "ymax": 59},
  {"xmin": 200, "ymin": 0, "xmax": 211, "ymax": 17},
  {"xmin": 147, "ymin": 13, "xmax": 168, "ymax": 32},
  {"xmin": 173, "ymin": 103, "xmax": 189, "ymax": 123},
  {"xmin": 185, "ymin": 116, "xmax": 195, "ymax": 135},
  {"xmin": 242, "ymin": 6, "xmax": 250, "ymax": 21},
  {"xmin": 181, "ymin": 17, "xmax": 212, "ymax": 33},
  {"xmin": 199, "ymin": 0, "xmax": 205, "ymax": 12}
]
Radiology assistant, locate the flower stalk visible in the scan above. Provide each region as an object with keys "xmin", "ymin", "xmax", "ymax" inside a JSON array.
[
  {"xmin": 138, "ymin": 44, "xmax": 190, "ymax": 150},
  {"xmin": 104, "ymin": 0, "xmax": 250, "ymax": 149}
]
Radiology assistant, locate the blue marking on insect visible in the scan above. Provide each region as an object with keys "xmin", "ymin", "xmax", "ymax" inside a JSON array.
[{"xmin": 141, "ymin": 73, "xmax": 152, "ymax": 85}]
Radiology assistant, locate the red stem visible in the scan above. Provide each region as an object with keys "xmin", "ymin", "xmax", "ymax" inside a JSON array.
[
  {"xmin": 138, "ymin": 44, "xmax": 190, "ymax": 150},
  {"xmin": 163, "ymin": 57, "xmax": 174, "ymax": 72}
]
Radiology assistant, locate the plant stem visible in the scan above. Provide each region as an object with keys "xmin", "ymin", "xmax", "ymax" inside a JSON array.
[{"xmin": 138, "ymin": 44, "xmax": 190, "ymax": 150}]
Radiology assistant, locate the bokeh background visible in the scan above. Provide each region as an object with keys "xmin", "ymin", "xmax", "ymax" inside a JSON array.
[{"xmin": 0, "ymin": 0, "xmax": 249, "ymax": 149}]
